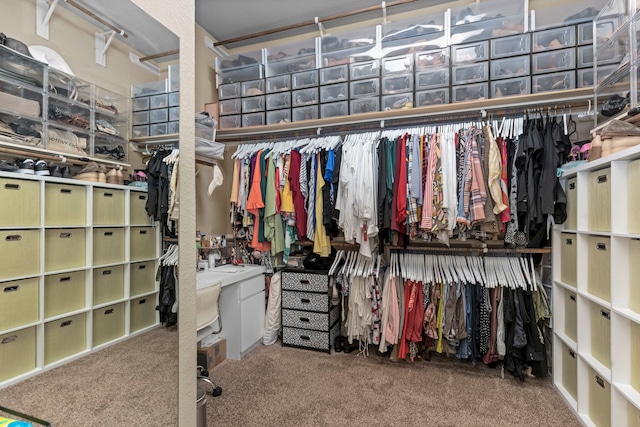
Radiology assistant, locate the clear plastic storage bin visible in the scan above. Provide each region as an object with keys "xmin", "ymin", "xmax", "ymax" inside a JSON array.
[
  {"xmin": 320, "ymin": 83, "xmax": 348, "ymax": 103},
  {"xmin": 382, "ymin": 74, "xmax": 413, "ymax": 94},
  {"xmin": 320, "ymin": 65, "xmax": 348, "ymax": 85},
  {"xmin": 168, "ymin": 91, "xmax": 179, "ymax": 107},
  {"xmin": 266, "ymin": 92, "xmax": 291, "ymax": 110},
  {"xmin": 491, "ymin": 77, "xmax": 530, "ymax": 98},
  {"xmin": 149, "ymin": 93, "xmax": 168, "ymax": 109},
  {"xmin": 320, "ymin": 26, "xmax": 377, "ymax": 66},
  {"xmin": 452, "ymin": 62, "xmax": 489, "ymax": 84},
  {"xmin": 349, "ymin": 60, "xmax": 380, "ymax": 80},
  {"xmin": 491, "ymin": 33, "xmax": 531, "ymax": 59},
  {"xmin": 533, "ymin": 26, "xmax": 576, "ymax": 52},
  {"xmin": 532, "ymin": 71, "xmax": 575, "ymax": 93},
  {"xmin": 594, "ymin": 64, "xmax": 621, "ymax": 87},
  {"xmin": 169, "ymin": 106, "xmax": 179, "ymax": 122},
  {"xmin": 132, "ymin": 111, "xmax": 149, "ymax": 126},
  {"xmin": 149, "ymin": 123, "xmax": 168, "ymax": 136},
  {"xmin": 168, "ymin": 121, "xmax": 179, "ymax": 134},
  {"xmin": 382, "ymin": 93, "xmax": 413, "ymax": 110},
  {"xmin": 219, "ymin": 115, "xmax": 241, "ymax": 129},
  {"xmin": 292, "ymin": 88, "xmax": 319, "ymax": 107},
  {"xmin": 452, "ymin": 40, "xmax": 489, "ymax": 64},
  {"xmin": 132, "ymin": 125, "xmax": 149, "ymax": 138},
  {"xmin": 415, "ymin": 48, "xmax": 450, "ymax": 70},
  {"xmin": 579, "ymin": 18, "xmax": 616, "ymax": 46},
  {"xmin": 216, "ymin": 51, "xmax": 263, "ymax": 84},
  {"xmin": 266, "ymin": 109, "xmax": 292, "ymax": 125},
  {"xmin": 292, "ymin": 70, "xmax": 318, "ymax": 89},
  {"xmin": 532, "ymin": 48, "xmax": 576, "ymax": 74},
  {"xmin": 131, "ymin": 79, "xmax": 167, "ymax": 98},
  {"xmin": 578, "ymin": 45, "xmax": 594, "ymax": 68},
  {"xmin": 380, "ymin": 15, "xmax": 447, "ymax": 58},
  {"xmin": 242, "ymin": 96, "xmax": 265, "ymax": 113},
  {"xmin": 449, "ymin": 0, "xmax": 525, "ymax": 44},
  {"xmin": 452, "ymin": 83, "xmax": 488, "ymax": 102},
  {"xmin": 491, "ymin": 56, "xmax": 530, "ymax": 79},
  {"xmin": 266, "ymin": 75, "xmax": 291, "ymax": 93},
  {"xmin": 241, "ymin": 79, "xmax": 265, "ymax": 97},
  {"xmin": 149, "ymin": 108, "xmax": 168, "ymax": 124},
  {"xmin": 416, "ymin": 88, "xmax": 449, "ymax": 106},
  {"xmin": 219, "ymin": 98, "xmax": 241, "ymax": 116},
  {"xmin": 381, "ymin": 54, "xmax": 414, "ymax": 75},
  {"xmin": 292, "ymin": 105, "xmax": 318, "ymax": 122},
  {"xmin": 350, "ymin": 97, "xmax": 380, "ymax": 115},
  {"xmin": 242, "ymin": 112, "xmax": 265, "ymax": 127},
  {"xmin": 415, "ymin": 67, "xmax": 449, "ymax": 90},
  {"xmin": 320, "ymin": 101, "xmax": 348, "ymax": 118},
  {"xmin": 218, "ymin": 82, "xmax": 240, "ymax": 100},
  {"xmin": 266, "ymin": 39, "xmax": 316, "ymax": 77},
  {"xmin": 132, "ymin": 97, "xmax": 149, "ymax": 112}
]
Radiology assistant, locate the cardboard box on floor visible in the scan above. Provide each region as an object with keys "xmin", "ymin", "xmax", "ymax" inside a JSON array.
[{"xmin": 197, "ymin": 338, "xmax": 226, "ymax": 370}]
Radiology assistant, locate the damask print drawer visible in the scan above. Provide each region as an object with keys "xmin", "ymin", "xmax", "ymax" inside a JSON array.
[
  {"xmin": 282, "ymin": 305, "xmax": 339, "ymax": 331},
  {"xmin": 281, "ymin": 270, "xmax": 329, "ymax": 293}
]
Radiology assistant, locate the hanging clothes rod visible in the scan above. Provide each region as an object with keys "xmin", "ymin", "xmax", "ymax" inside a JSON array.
[
  {"xmin": 139, "ymin": 49, "xmax": 179, "ymax": 62},
  {"xmin": 213, "ymin": 0, "xmax": 416, "ymax": 47},
  {"xmin": 64, "ymin": 0, "xmax": 128, "ymax": 38},
  {"xmin": 390, "ymin": 246, "xmax": 552, "ymax": 255}
]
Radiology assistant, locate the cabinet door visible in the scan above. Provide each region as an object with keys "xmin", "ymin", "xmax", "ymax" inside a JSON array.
[{"xmin": 240, "ymin": 290, "xmax": 265, "ymax": 354}]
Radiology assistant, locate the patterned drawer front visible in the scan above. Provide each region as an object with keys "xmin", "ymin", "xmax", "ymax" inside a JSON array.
[
  {"xmin": 282, "ymin": 305, "xmax": 339, "ymax": 331},
  {"xmin": 282, "ymin": 290, "xmax": 328, "ymax": 312},
  {"xmin": 282, "ymin": 271, "xmax": 328, "ymax": 293},
  {"xmin": 282, "ymin": 321, "xmax": 340, "ymax": 352}
]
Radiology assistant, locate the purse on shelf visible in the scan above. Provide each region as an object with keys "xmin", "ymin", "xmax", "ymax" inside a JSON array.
[{"xmin": 601, "ymin": 93, "xmax": 630, "ymax": 117}]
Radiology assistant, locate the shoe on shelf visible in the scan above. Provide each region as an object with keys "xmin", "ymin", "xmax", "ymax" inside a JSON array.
[
  {"xmin": 97, "ymin": 165, "xmax": 107, "ymax": 183},
  {"xmin": 34, "ymin": 159, "xmax": 49, "ymax": 176},
  {"xmin": 61, "ymin": 166, "xmax": 71, "ymax": 179},
  {"xmin": 106, "ymin": 168, "xmax": 119, "ymax": 184},
  {"xmin": 49, "ymin": 165, "xmax": 63, "ymax": 178},
  {"xmin": 16, "ymin": 158, "xmax": 35, "ymax": 175},
  {"xmin": 116, "ymin": 168, "xmax": 124, "ymax": 185},
  {"xmin": 0, "ymin": 160, "xmax": 18, "ymax": 172},
  {"xmin": 77, "ymin": 162, "xmax": 100, "ymax": 174}
]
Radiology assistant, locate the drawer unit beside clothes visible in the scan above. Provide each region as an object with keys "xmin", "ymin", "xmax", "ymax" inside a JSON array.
[
  {"xmin": 490, "ymin": 77, "xmax": 530, "ymax": 98},
  {"xmin": 266, "ymin": 109, "xmax": 292, "ymax": 125},
  {"xmin": 45, "ymin": 183, "xmax": 86, "ymax": 226},
  {"xmin": 281, "ymin": 269, "xmax": 339, "ymax": 353},
  {"xmin": 452, "ymin": 62, "xmax": 488, "ymax": 85},
  {"xmin": 320, "ymin": 65, "xmax": 348, "ymax": 85},
  {"xmin": 532, "ymin": 48, "xmax": 576, "ymax": 75},
  {"xmin": 44, "ymin": 271, "xmax": 86, "ymax": 318},
  {"xmin": 92, "ymin": 302, "xmax": 125, "ymax": 347},
  {"xmin": 93, "ymin": 228, "xmax": 125, "ymax": 266},
  {"xmin": 130, "ymin": 226, "xmax": 157, "ymax": 261},
  {"xmin": 130, "ymin": 261, "xmax": 156, "ymax": 296},
  {"xmin": 0, "ymin": 278, "xmax": 39, "ymax": 331},
  {"xmin": 130, "ymin": 295, "xmax": 158, "ymax": 332},
  {"xmin": 415, "ymin": 48, "xmax": 450, "ymax": 70},
  {"xmin": 266, "ymin": 92, "xmax": 291, "ymax": 111},
  {"xmin": 44, "ymin": 228, "xmax": 85, "ymax": 272},
  {"xmin": 416, "ymin": 88, "xmax": 449, "ymax": 107},
  {"xmin": 490, "ymin": 33, "xmax": 530, "ymax": 59},
  {"xmin": 350, "ymin": 97, "xmax": 380, "ymax": 115},
  {"xmin": 292, "ymin": 105, "xmax": 319, "ymax": 122},
  {"xmin": 452, "ymin": 40, "xmax": 488, "ymax": 64},
  {"xmin": 533, "ymin": 26, "xmax": 576, "ymax": 52},
  {"xmin": 93, "ymin": 265, "xmax": 124, "ymax": 305},
  {"xmin": 93, "ymin": 188, "xmax": 125, "ymax": 225},
  {"xmin": 415, "ymin": 67, "xmax": 449, "ymax": 90},
  {"xmin": 0, "ymin": 326, "xmax": 36, "ymax": 382},
  {"xmin": 44, "ymin": 312, "xmax": 86, "ymax": 365},
  {"xmin": 349, "ymin": 60, "xmax": 380, "ymax": 80},
  {"xmin": 0, "ymin": 229, "xmax": 40, "ymax": 280},
  {"xmin": 0, "ymin": 178, "xmax": 40, "ymax": 227}
]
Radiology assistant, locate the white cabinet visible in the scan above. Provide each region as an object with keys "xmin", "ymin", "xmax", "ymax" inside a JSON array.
[{"xmin": 240, "ymin": 276, "xmax": 266, "ymax": 354}]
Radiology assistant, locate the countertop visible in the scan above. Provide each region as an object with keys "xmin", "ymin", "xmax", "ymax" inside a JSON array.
[{"xmin": 196, "ymin": 264, "xmax": 266, "ymax": 289}]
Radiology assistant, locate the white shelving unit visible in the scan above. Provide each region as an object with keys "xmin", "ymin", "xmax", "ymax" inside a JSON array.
[
  {"xmin": 0, "ymin": 171, "xmax": 159, "ymax": 388},
  {"xmin": 554, "ymin": 143, "xmax": 640, "ymax": 426}
]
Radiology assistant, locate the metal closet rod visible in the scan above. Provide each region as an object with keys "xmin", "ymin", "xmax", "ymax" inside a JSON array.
[
  {"xmin": 64, "ymin": 0, "xmax": 129, "ymax": 38},
  {"xmin": 213, "ymin": 0, "xmax": 417, "ymax": 47}
]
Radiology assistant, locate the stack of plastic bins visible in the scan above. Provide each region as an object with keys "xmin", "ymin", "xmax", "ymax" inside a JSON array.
[
  {"xmin": 319, "ymin": 65, "xmax": 348, "ymax": 119},
  {"xmin": 349, "ymin": 60, "xmax": 380, "ymax": 115},
  {"xmin": 415, "ymin": 47, "xmax": 450, "ymax": 107},
  {"xmin": 266, "ymin": 74, "xmax": 292, "ymax": 125},
  {"xmin": 380, "ymin": 54, "xmax": 414, "ymax": 111},
  {"xmin": 451, "ymin": 40, "xmax": 489, "ymax": 102},
  {"xmin": 241, "ymin": 79, "xmax": 266, "ymax": 127},
  {"xmin": 531, "ymin": 26, "xmax": 577, "ymax": 93},
  {"xmin": 489, "ymin": 33, "xmax": 531, "ymax": 98},
  {"xmin": 94, "ymin": 86, "xmax": 129, "ymax": 164},
  {"xmin": 265, "ymin": 39, "xmax": 316, "ymax": 78},
  {"xmin": 292, "ymin": 69, "xmax": 319, "ymax": 122}
]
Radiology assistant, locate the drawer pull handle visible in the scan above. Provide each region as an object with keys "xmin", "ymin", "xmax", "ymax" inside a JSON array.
[
  {"xmin": 597, "ymin": 175, "xmax": 607, "ymax": 183},
  {"xmin": 568, "ymin": 350, "xmax": 575, "ymax": 359},
  {"xmin": 299, "ymin": 317, "xmax": 310, "ymax": 323},
  {"xmin": 300, "ymin": 298, "xmax": 310, "ymax": 304},
  {"xmin": 299, "ymin": 280, "xmax": 310, "ymax": 285},
  {"xmin": 4, "ymin": 285, "xmax": 19, "ymax": 292},
  {"xmin": 569, "ymin": 294, "xmax": 576, "ymax": 302},
  {"xmin": 104, "ymin": 232, "xmax": 114, "ymax": 236},
  {"xmin": 565, "ymin": 238, "xmax": 573, "ymax": 245},
  {"xmin": 102, "ymin": 270, "xmax": 112, "ymax": 275},
  {"xmin": 4, "ymin": 183, "xmax": 19, "ymax": 190},
  {"xmin": 138, "ymin": 265, "xmax": 146, "ymax": 269},
  {"xmin": 138, "ymin": 195, "xmax": 146, "ymax": 200},
  {"xmin": 300, "ymin": 335, "xmax": 311, "ymax": 341},
  {"xmin": 104, "ymin": 308, "xmax": 114, "ymax": 315},
  {"xmin": 60, "ymin": 320, "xmax": 72, "ymax": 327},
  {"xmin": 569, "ymin": 182, "xmax": 575, "ymax": 190},
  {"xmin": 596, "ymin": 243, "xmax": 607, "ymax": 251},
  {"xmin": 59, "ymin": 233, "xmax": 72, "ymax": 238},
  {"xmin": 601, "ymin": 310, "xmax": 610, "ymax": 320},
  {"xmin": 139, "ymin": 299, "xmax": 147, "ymax": 304},
  {"xmin": 60, "ymin": 188, "xmax": 72, "ymax": 194},
  {"xmin": 60, "ymin": 276, "xmax": 71, "ymax": 282},
  {"xmin": 1, "ymin": 335, "xmax": 17, "ymax": 344},
  {"xmin": 595, "ymin": 375, "xmax": 605, "ymax": 389},
  {"xmin": 103, "ymin": 193, "xmax": 113, "ymax": 197},
  {"xmin": 139, "ymin": 230, "xmax": 148, "ymax": 235},
  {"xmin": 5, "ymin": 235, "xmax": 22, "ymax": 241}
]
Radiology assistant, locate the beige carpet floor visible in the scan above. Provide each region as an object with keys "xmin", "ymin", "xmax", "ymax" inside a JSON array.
[{"xmin": 0, "ymin": 327, "xmax": 580, "ymax": 426}]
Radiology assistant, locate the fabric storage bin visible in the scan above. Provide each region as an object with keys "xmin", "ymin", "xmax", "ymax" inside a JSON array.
[
  {"xmin": 281, "ymin": 271, "xmax": 329, "ymax": 292},
  {"xmin": 452, "ymin": 83, "xmax": 487, "ymax": 102},
  {"xmin": 132, "ymin": 125, "xmax": 149, "ymax": 138},
  {"xmin": 452, "ymin": 62, "xmax": 488, "ymax": 85},
  {"xmin": 241, "ymin": 79, "xmax": 265, "ymax": 97},
  {"xmin": 266, "ymin": 75, "xmax": 291, "ymax": 93},
  {"xmin": 130, "ymin": 226, "xmax": 156, "ymax": 261},
  {"xmin": 320, "ymin": 101, "xmax": 348, "ymax": 118},
  {"xmin": 491, "ymin": 77, "xmax": 529, "ymax": 98},
  {"xmin": 148, "ymin": 108, "xmax": 168, "ymax": 124},
  {"xmin": 588, "ymin": 366, "xmax": 611, "ymax": 427},
  {"xmin": 0, "ymin": 278, "xmax": 38, "ymax": 331},
  {"xmin": 381, "ymin": 54, "xmax": 413, "ymax": 75},
  {"xmin": 415, "ymin": 67, "xmax": 449, "ymax": 90},
  {"xmin": 0, "ymin": 178, "xmax": 40, "ymax": 227},
  {"xmin": 0, "ymin": 326, "xmax": 35, "ymax": 382},
  {"xmin": 149, "ymin": 123, "xmax": 168, "ymax": 136},
  {"xmin": 382, "ymin": 74, "xmax": 412, "ymax": 94},
  {"xmin": 0, "ymin": 229, "xmax": 40, "ymax": 280},
  {"xmin": 242, "ymin": 112, "xmax": 265, "ymax": 127},
  {"xmin": 452, "ymin": 41, "xmax": 488, "ymax": 64},
  {"xmin": 219, "ymin": 115, "xmax": 241, "ymax": 129},
  {"xmin": 93, "ymin": 265, "xmax": 124, "ymax": 305},
  {"xmin": 168, "ymin": 91, "xmax": 179, "ymax": 107},
  {"xmin": 130, "ymin": 295, "xmax": 157, "ymax": 332},
  {"xmin": 130, "ymin": 261, "xmax": 156, "ymax": 296},
  {"xmin": 282, "ymin": 320, "xmax": 339, "ymax": 352},
  {"xmin": 169, "ymin": 106, "xmax": 179, "ymax": 122},
  {"xmin": 632, "ymin": 321, "xmax": 640, "ymax": 393},
  {"xmin": 292, "ymin": 105, "xmax": 318, "ymax": 122},
  {"xmin": 129, "ymin": 191, "xmax": 151, "ymax": 225},
  {"xmin": 131, "ymin": 97, "xmax": 149, "ymax": 112},
  {"xmin": 627, "ymin": 239, "xmax": 640, "ymax": 315},
  {"xmin": 320, "ymin": 65, "xmax": 348, "ymax": 85},
  {"xmin": 416, "ymin": 88, "xmax": 449, "ymax": 107},
  {"xmin": 93, "ymin": 227, "xmax": 125, "ymax": 266},
  {"xmin": 533, "ymin": 26, "xmax": 576, "ymax": 51},
  {"xmin": 565, "ymin": 177, "xmax": 577, "ymax": 230},
  {"xmin": 588, "ymin": 236, "xmax": 611, "ymax": 302},
  {"xmin": 350, "ymin": 78, "xmax": 379, "ymax": 98},
  {"xmin": 532, "ymin": 48, "xmax": 576, "ymax": 74},
  {"xmin": 266, "ymin": 109, "xmax": 291, "ymax": 125},
  {"xmin": 350, "ymin": 60, "xmax": 379, "ymax": 80},
  {"xmin": 415, "ymin": 48, "xmax": 449, "ymax": 70},
  {"xmin": 382, "ymin": 93, "xmax": 413, "ymax": 111},
  {"xmin": 93, "ymin": 188, "xmax": 124, "ymax": 225},
  {"xmin": 92, "ymin": 302, "xmax": 125, "ymax": 347},
  {"xmin": 282, "ymin": 306, "xmax": 339, "ymax": 331},
  {"xmin": 320, "ymin": 83, "xmax": 348, "ymax": 103},
  {"xmin": 350, "ymin": 97, "xmax": 379, "ymax": 115},
  {"xmin": 149, "ymin": 93, "xmax": 168, "ymax": 109},
  {"xmin": 629, "ymin": 160, "xmax": 640, "ymax": 233},
  {"xmin": 564, "ymin": 290, "xmax": 577, "ymax": 342},
  {"xmin": 242, "ymin": 96, "xmax": 265, "ymax": 113},
  {"xmin": 44, "ymin": 228, "xmax": 85, "ymax": 272},
  {"xmin": 282, "ymin": 291, "xmax": 329, "ymax": 312},
  {"xmin": 218, "ymin": 82, "xmax": 240, "ymax": 100},
  {"xmin": 132, "ymin": 111, "xmax": 149, "ymax": 126},
  {"xmin": 44, "ymin": 271, "xmax": 85, "ymax": 318},
  {"xmin": 588, "ymin": 168, "xmax": 611, "ymax": 232},
  {"xmin": 292, "ymin": 70, "xmax": 317, "ymax": 89},
  {"xmin": 266, "ymin": 92, "xmax": 291, "ymax": 111},
  {"xmin": 292, "ymin": 88, "xmax": 318, "ymax": 107},
  {"xmin": 590, "ymin": 303, "xmax": 611, "ymax": 368},
  {"xmin": 491, "ymin": 33, "xmax": 530, "ymax": 59},
  {"xmin": 532, "ymin": 71, "xmax": 575, "ymax": 93},
  {"xmin": 560, "ymin": 233, "xmax": 577, "ymax": 287},
  {"xmin": 44, "ymin": 313, "xmax": 86, "ymax": 365},
  {"xmin": 561, "ymin": 342, "xmax": 578, "ymax": 401},
  {"xmin": 491, "ymin": 56, "xmax": 530, "ymax": 80},
  {"xmin": 45, "ymin": 183, "xmax": 86, "ymax": 226}
]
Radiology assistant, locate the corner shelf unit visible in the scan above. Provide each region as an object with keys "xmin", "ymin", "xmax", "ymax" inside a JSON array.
[
  {"xmin": 554, "ymin": 143, "xmax": 640, "ymax": 426},
  {"xmin": 0, "ymin": 171, "xmax": 159, "ymax": 389}
]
